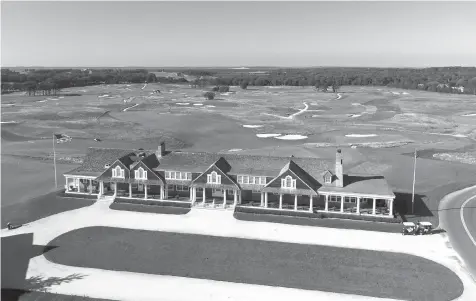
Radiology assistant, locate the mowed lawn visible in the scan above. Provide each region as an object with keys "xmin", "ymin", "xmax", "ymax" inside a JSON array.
[{"xmin": 46, "ymin": 227, "xmax": 463, "ymax": 301}]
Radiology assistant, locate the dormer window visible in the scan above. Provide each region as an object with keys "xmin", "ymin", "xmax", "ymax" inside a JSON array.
[
  {"xmin": 324, "ymin": 174, "xmax": 332, "ymax": 184},
  {"xmin": 104, "ymin": 163, "xmax": 111, "ymax": 169},
  {"xmin": 135, "ymin": 167, "xmax": 147, "ymax": 180},
  {"xmin": 281, "ymin": 175, "xmax": 296, "ymax": 189},
  {"xmin": 207, "ymin": 171, "xmax": 221, "ymax": 184},
  {"xmin": 112, "ymin": 166, "xmax": 124, "ymax": 178}
]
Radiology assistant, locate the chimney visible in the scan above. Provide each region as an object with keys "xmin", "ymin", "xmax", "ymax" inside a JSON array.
[
  {"xmin": 156, "ymin": 142, "xmax": 166, "ymax": 158},
  {"xmin": 335, "ymin": 149, "xmax": 344, "ymax": 188}
]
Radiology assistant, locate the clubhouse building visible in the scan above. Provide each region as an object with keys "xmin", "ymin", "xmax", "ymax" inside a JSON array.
[{"xmin": 64, "ymin": 143, "xmax": 396, "ymax": 217}]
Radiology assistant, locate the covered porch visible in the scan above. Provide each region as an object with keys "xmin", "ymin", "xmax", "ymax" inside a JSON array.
[
  {"xmin": 64, "ymin": 175, "xmax": 100, "ymax": 195},
  {"xmin": 318, "ymin": 193, "xmax": 395, "ymax": 217},
  {"xmin": 242, "ymin": 187, "xmax": 318, "ymax": 213},
  {"xmin": 191, "ymin": 183, "xmax": 240, "ymax": 209}
]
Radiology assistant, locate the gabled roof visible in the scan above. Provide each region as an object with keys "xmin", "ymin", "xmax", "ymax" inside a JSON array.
[
  {"xmin": 65, "ymin": 148, "xmax": 136, "ymax": 177},
  {"xmin": 266, "ymin": 159, "xmax": 320, "ymax": 192},
  {"xmin": 318, "ymin": 174, "xmax": 395, "ymax": 198}
]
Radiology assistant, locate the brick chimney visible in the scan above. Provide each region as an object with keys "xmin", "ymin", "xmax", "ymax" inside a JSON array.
[
  {"xmin": 335, "ymin": 149, "xmax": 344, "ymax": 188},
  {"xmin": 156, "ymin": 142, "xmax": 166, "ymax": 158}
]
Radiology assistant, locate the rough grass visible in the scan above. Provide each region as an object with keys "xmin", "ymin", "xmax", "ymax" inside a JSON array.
[
  {"xmin": 45, "ymin": 227, "xmax": 464, "ymax": 301},
  {"xmin": 1, "ymin": 290, "xmax": 116, "ymax": 301}
]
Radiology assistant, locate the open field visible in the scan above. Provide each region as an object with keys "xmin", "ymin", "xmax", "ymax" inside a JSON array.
[
  {"xmin": 2, "ymin": 83, "xmax": 476, "ymax": 224},
  {"xmin": 46, "ymin": 226, "xmax": 463, "ymax": 301}
]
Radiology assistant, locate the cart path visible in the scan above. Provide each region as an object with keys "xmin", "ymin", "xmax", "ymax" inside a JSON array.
[
  {"xmin": 262, "ymin": 102, "xmax": 310, "ymax": 120},
  {"xmin": 1, "ymin": 200, "xmax": 475, "ymax": 300},
  {"xmin": 439, "ymin": 185, "xmax": 476, "ymax": 282}
]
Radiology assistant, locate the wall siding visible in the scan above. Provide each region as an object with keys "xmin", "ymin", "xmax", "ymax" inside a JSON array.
[
  {"xmin": 193, "ymin": 165, "xmax": 235, "ymax": 185},
  {"xmin": 266, "ymin": 170, "xmax": 310, "ymax": 190}
]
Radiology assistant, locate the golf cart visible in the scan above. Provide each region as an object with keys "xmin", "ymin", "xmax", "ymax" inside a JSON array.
[
  {"xmin": 416, "ymin": 221, "xmax": 433, "ymax": 235},
  {"xmin": 402, "ymin": 222, "xmax": 416, "ymax": 235}
]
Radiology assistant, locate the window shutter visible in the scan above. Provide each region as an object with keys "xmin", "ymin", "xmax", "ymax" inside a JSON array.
[
  {"xmin": 217, "ymin": 175, "xmax": 221, "ymax": 184},
  {"xmin": 238, "ymin": 175, "xmax": 242, "ymax": 184},
  {"xmin": 207, "ymin": 174, "xmax": 211, "ymax": 183},
  {"xmin": 144, "ymin": 171, "xmax": 147, "ymax": 179},
  {"xmin": 281, "ymin": 179, "xmax": 285, "ymax": 187},
  {"xmin": 293, "ymin": 179, "xmax": 296, "ymax": 189},
  {"xmin": 135, "ymin": 170, "xmax": 138, "ymax": 178}
]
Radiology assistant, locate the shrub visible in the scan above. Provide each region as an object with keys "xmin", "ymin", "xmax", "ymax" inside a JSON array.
[
  {"xmin": 234, "ymin": 206, "xmax": 401, "ymax": 224},
  {"xmin": 212, "ymin": 86, "xmax": 219, "ymax": 92},
  {"xmin": 240, "ymin": 82, "xmax": 248, "ymax": 89},
  {"xmin": 203, "ymin": 91, "xmax": 215, "ymax": 100},
  {"xmin": 114, "ymin": 197, "xmax": 191, "ymax": 208},
  {"xmin": 56, "ymin": 190, "xmax": 98, "ymax": 200}
]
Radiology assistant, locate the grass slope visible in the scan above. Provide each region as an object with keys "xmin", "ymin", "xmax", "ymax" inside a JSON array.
[
  {"xmin": 1, "ymin": 192, "xmax": 95, "ymax": 229},
  {"xmin": 46, "ymin": 226, "xmax": 463, "ymax": 301}
]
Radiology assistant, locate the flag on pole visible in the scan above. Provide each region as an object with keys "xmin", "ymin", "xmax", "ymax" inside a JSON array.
[{"xmin": 54, "ymin": 133, "xmax": 72, "ymax": 143}]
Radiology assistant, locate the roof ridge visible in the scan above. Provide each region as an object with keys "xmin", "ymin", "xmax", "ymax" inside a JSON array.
[{"xmin": 171, "ymin": 150, "xmax": 328, "ymax": 160}]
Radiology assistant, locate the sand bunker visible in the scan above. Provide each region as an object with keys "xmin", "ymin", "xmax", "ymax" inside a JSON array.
[
  {"xmin": 243, "ymin": 125, "xmax": 263, "ymax": 128},
  {"xmin": 351, "ymin": 103, "xmax": 361, "ymax": 106},
  {"xmin": 98, "ymin": 94, "xmax": 110, "ymax": 98},
  {"xmin": 141, "ymin": 83, "xmax": 147, "ymax": 90},
  {"xmin": 275, "ymin": 135, "xmax": 308, "ymax": 140},
  {"xmin": 345, "ymin": 134, "xmax": 378, "ymax": 138},
  {"xmin": 37, "ymin": 99, "xmax": 48, "ymax": 103},
  {"xmin": 205, "ymin": 105, "xmax": 216, "ymax": 108},
  {"xmin": 257, "ymin": 134, "xmax": 282, "ymax": 138},
  {"xmin": 348, "ymin": 114, "xmax": 362, "ymax": 118},
  {"xmin": 462, "ymin": 113, "xmax": 476, "ymax": 117},
  {"xmin": 228, "ymin": 149, "xmax": 242, "ymax": 152},
  {"xmin": 336, "ymin": 93, "xmax": 342, "ymax": 100},
  {"xmin": 0, "ymin": 121, "xmax": 18, "ymax": 124},
  {"xmin": 176, "ymin": 103, "xmax": 190, "ymax": 105},
  {"xmin": 193, "ymin": 103, "xmax": 203, "ymax": 106}
]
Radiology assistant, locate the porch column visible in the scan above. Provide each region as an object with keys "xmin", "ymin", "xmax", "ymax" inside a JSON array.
[
  {"xmin": 260, "ymin": 192, "xmax": 264, "ymax": 207},
  {"xmin": 264, "ymin": 192, "xmax": 268, "ymax": 208},
  {"xmin": 294, "ymin": 194, "xmax": 298, "ymax": 211},
  {"xmin": 325, "ymin": 194, "xmax": 329, "ymax": 211},
  {"xmin": 356, "ymin": 197, "xmax": 361, "ymax": 214},
  {"xmin": 129, "ymin": 183, "xmax": 132, "ymax": 198},
  {"xmin": 233, "ymin": 190, "xmax": 237, "ymax": 206},
  {"xmin": 202, "ymin": 188, "xmax": 206, "ymax": 204},
  {"xmin": 100, "ymin": 181, "xmax": 104, "ymax": 195},
  {"xmin": 189, "ymin": 187, "xmax": 193, "ymax": 202},
  {"xmin": 340, "ymin": 195, "xmax": 344, "ymax": 213},
  {"xmin": 223, "ymin": 189, "xmax": 227, "ymax": 207},
  {"xmin": 372, "ymin": 198, "xmax": 376, "ymax": 215},
  {"xmin": 309, "ymin": 195, "xmax": 313, "ymax": 213},
  {"xmin": 279, "ymin": 194, "xmax": 283, "ymax": 209},
  {"xmin": 388, "ymin": 199, "xmax": 394, "ymax": 217},
  {"xmin": 114, "ymin": 182, "xmax": 118, "ymax": 196},
  {"xmin": 89, "ymin": 179, "xmax": 93, "ymax": 194},
  {"xmin": 160, "ymin": 185, "xmax": 164, "ymax": 200},
  {"xmin": 65, "ymin": 177, "xmax": 70, "ymax": 192},
  {"xmin": 144, "ymin": 184, "xmax": 148, "ymax": 199}
]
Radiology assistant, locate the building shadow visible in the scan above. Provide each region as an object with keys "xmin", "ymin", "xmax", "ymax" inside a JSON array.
[
  {"xmin": 393, "ymin": 191, "xmax": 433, "ymax": 222},
  {"xmin": 1, "ymin": 233, "xmax": 85, "ymax": 301},
  {"xmin": 344, "ymin": 175, "xmax": 385, "ymax": 186}
]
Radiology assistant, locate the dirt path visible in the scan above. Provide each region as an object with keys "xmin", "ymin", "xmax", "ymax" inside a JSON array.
[
  {"xmin": 123, "ymin": 104, "xmax": 139, "ymax": 112},
  {"xmin": 263, "ymin": 102, "xmax": 310, "ymax": 120},
  {"xmin": 141, "ymin": 83, "xmax": 147, "ymax": 90}
]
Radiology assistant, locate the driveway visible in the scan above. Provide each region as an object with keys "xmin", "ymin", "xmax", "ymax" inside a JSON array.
[
  {"xmin": 439, "ymin": 185, "xmax": 476, "ymax": 281},
  {"xmin": 2, "ymin": 200, "xmax": 476, "ymax": 301}
]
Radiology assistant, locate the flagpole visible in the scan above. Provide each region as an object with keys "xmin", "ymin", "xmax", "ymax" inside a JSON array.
[
  {"xmin": 53, "ymin": 133, "xmax": 57, "ymax": 189},
  {"xmin": 411, "ymin": 148, "xmax": 417, "ymax": 214}
]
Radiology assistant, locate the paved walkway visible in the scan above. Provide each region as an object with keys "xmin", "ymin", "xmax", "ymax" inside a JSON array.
[
  {"xmin": 2, "ymin": 200, "xmax": 475, "ymax": 301},
  {"xmin": 439, "ymin": 185, "xmax": 476, "ymax": 282}
]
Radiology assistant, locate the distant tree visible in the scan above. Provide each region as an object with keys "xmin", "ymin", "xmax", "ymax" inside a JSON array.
[
  {"xmin": 240, "ymin": 81, "xmax": 248, "ymax": 89},
  {"xmin": 218, "ymin": 86, "xmax": 229, "ymax": 92},
  {"xmin": 212, "ymin": 86, "xmax": 219, "ymax": 92},
  {"xmin": 203, "ymin": 91, "xmax": 215, "ymax": 100}
]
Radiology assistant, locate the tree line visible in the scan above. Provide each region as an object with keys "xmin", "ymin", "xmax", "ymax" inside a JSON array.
[
  {"xmin": 0, "ymin": 68, "xmax": 179, "ymax": 95},
  {"xmin": 2, "ymin": 67, "xmax": 476, "ymax": 95},
  {"xmin": 192, "ymin": 67, "xmax": 476, "ymax": 95}
]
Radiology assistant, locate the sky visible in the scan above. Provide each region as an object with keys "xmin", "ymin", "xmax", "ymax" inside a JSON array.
[{"xmin": 2, "ymin": 1, "xmax": 476, "ymax": 67}]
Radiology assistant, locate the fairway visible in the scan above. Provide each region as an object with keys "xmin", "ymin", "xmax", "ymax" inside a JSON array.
[{"xmin": 46, "ymin": 226, "xmax": 464, "ymax": 301}]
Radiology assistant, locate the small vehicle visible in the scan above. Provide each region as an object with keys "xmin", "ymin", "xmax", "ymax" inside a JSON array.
[
  {"xmin": 402, "ymin": 222, "xmax": 416, "ymax": 235},
  {"xmin": 6, "ymin": 222, "xmax": 22, "ymax": 230},
  {"xmin": 416, "ymin": 221, "xmax": 433, "ymax": 235}
]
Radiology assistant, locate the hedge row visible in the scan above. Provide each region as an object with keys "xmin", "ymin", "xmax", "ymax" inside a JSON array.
[
  {"xmin": 56, "ymin": 190, "xmax": 98, "ymax": 200},
  {"xmin": 109, "ymin": 202, "xmax": 191, "ymax": 215},
  {"xmin": 114, "ymin": 197, "xmax": 191, "ymax": 209},
  {"xmin": 234, "ymin": 206, "xmax": 401, "ymax": 224}
]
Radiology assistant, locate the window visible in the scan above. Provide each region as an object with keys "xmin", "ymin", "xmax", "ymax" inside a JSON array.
[
  {"xmin": 252, "ymin": 189, "xmax": 261, "ymax": 194},
  {"xmin": 243, "ymin": 176, "xmax": 249, "ymax": 184},
  {"xmin": 344, "ymin": 197, "xmax": 357, "ymax": 203},
  {"xmin": 237, "ymin": 175, "xmax": 243, "ymax": 184},
  {"xmin": 135, "ymin": 167, "xmax": 147, "ymax": 180},
  {"xmin": 167, "ymin": 184, "xmax": 174, "ymax": 190},
  {"xmin": 112, "ymin": 166, "xmax": 124, "ymax": 178},
  {"xmin": 212, "ymin": 188, "xmax": 222, "ymax": 193},
  {"xmin": 207, "ymin": 171, "xmax": 221, "ymax": 184},
  {"xmin": 261, "ymin": 177, "xmax": 266, "ymax": 185},
  {"xmin": 196, "ymin": 187, "xmax": 203, "ymax": 193},
  {"xmin": 176, "ymin": 185, "xmax": 188, "ymax": 191},
  {"xmin": 237, "ymin": 175, "xmax": 266, "ymax": 185},
  {"xmin": 281, "ymin": 175, "xmax": 296, "ymax": 189},
  {"xmin": 330, "ymin": 195, "xmax": 342, "ymax": 202},
  {"xmin": 227, "ymin": 189, "xmax": 234, "ymax": 195},
  {"xmin": 324, "ymin": 174, "xmax": 332, "ymax": 184},
  {"xmin": 165, "ymin": 171, "xmax": 192, "ymax": 180}
]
